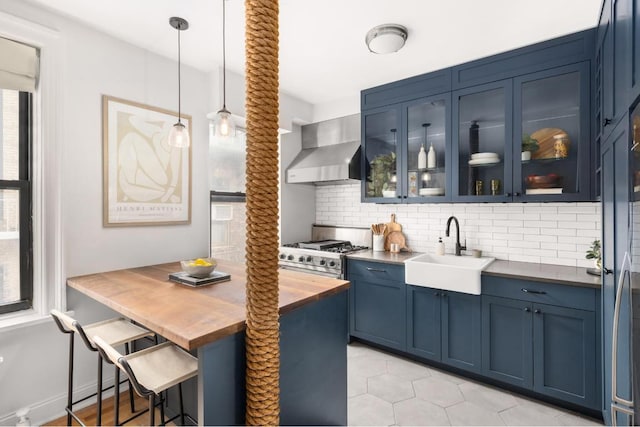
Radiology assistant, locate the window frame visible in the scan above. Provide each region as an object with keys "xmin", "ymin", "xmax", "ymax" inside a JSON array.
[
  {"xmin": 0, "ymin": 91, "xmax": 33, "ymax": 315},
  {"xmin": 0, "ymin": 16, "xmax": 64, "ymax": 330}
]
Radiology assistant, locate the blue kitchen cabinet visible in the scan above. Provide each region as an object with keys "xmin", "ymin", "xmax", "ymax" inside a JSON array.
[
  {"xmin": 600, "ymin": 116, "xmax": 631, "ymax": 424},
  {"xmin": 362, "ymin": 29, "xmax": 595, "ymax": 204},
  {"xmin": 452, "ymin": 62, "xmax": 592, "ymax": 202},
  {"xmin": 361, "ymin": 105, "xmax": 403, "ymax": 203},
  {"xmin": 532, "ymin": 303, "xmax": 598, "ymax": 409},
  {"xmin": 482, "ymin": 276, "xmax": 600, "ymax": 410},
  {"xmin": 441, "ymin": 291, "xmax": 482, "ymax": 372},
  {"xmin": 348, "ymin": 260, "xmax": 406, "ymax": 351},
  {"xmin": 632, "ymin": 0, "xmax": 640, "ymax": 101},
  {"xmin": 406, "ymin": 285, "xmax": 441, "ymax": 361},
  {"xmin": 361, "ymin": 94, "xmax": 452, "ymax": 204},
  {"xmin": 481, "ymin": 295, "xmax": 533, "ymax": 389},
  {"xmin": 407, "ymin": 285, "xmax": 481, "ymax": 373},
  {"xmin": 597, "ymin": 0, "xmax": 632, "ymax": 140}
]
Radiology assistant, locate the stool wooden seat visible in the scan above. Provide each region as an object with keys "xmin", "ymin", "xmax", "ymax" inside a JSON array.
[
  {"xmin": 93, "ymin": 336, "xmax": 198, "ymax": 426},
  {"xmin": 50, "ymin": 310, "xmax": 154, "ymax": 426}
]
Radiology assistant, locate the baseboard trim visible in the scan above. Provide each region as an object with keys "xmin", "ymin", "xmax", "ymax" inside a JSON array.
[{"xmin": 0, "ymin": 375, "xmax": 123, "ymax": 426}]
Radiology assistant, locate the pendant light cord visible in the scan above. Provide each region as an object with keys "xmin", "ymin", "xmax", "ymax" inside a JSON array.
[
  {"xmin": 222, "ymin": 0, "xmax": 227, "ymax": 109},
  {"xmin": 177, "ymin": 24, "xmax": 182, "ymax": 124}
]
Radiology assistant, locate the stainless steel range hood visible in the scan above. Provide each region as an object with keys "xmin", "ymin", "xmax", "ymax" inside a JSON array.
[{"xmin": 286, "ymin": 114, "xmax": 361, "ymax": 185}]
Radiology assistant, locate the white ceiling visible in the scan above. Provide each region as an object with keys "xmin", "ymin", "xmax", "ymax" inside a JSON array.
[{"xmin": 27, "ymin": 0, "xmax": 602, "ymax": 107}]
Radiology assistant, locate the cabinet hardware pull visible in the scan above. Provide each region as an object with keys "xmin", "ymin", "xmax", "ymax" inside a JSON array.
[
  {"xmin": 603, "ymin": 267, "xmax": 613, "ymax": 275},
  {"xmin": 514, "ymin": 192, "xmax": 521, "ymax": 197},
  {"xmin": 366, "ymin": 267, "xmax": 387, "ymax": 273},
  {"xmin": 524, "ymin": 307, "xmax": 531, "ymax": 312},
  {"xmin": 505, "ymin": 193, "xmax": 511, "ymax": 197},
  {"xmin": 534, "ymin": 309, "xmax": 541, "ymax": 314},
  {"xmin": 521, "ymin": 288, "xmax": 546, "ymax": 295},
  {"xmin": 603, "ymin": 118, "xmax": 612, "ymax": 127},
  {"xmin": 434, "ymin": 292, "xmax": 440, "ymax": 296}
]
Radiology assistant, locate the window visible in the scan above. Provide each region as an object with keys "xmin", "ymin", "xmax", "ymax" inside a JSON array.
[
  {"xmin": 0, "ymin": 89, "xmax": 32, "ymax": 314},
  {"xmin": 210, "ymin": 128, "xmax": 247, "ymax": 263}
]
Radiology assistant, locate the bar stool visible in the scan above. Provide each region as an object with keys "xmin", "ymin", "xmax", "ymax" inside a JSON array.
[
  {"xmin": 93, "ymin": 335, "xmax": 198, "ymax": 426},
  {"xmin": 50, "ymin": 310, "xmax": 154, "ymax": 426}
]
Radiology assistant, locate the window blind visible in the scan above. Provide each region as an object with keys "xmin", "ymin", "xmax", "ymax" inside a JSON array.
[{"xmin": 0, "ymin": 37, "xmax": 38, "ymax": 92}]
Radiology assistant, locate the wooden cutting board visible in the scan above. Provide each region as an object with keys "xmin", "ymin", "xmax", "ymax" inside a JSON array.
[
  {"xmin": 384, "ymin": 214, "xmax": 402, "ymax": 239},
  {"xmin": 384, "ymin": 231, "xmax": 411, "ymax": 252},
  {"xmin": 530, "ymin": 128, "xmax": 570, "ymax": 160}
]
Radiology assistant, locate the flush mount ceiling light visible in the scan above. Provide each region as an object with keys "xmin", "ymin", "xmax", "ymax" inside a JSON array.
[
  {"xmin": 168, "ymin": 16, "xmax": 190, "ymax": 148},
  {"xmin": 365, "ymin": 24, "xmax": 408, "ymax": 54}
]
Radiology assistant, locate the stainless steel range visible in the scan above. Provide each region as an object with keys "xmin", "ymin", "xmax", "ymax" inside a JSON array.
[{"xmin": 279, "ymin": 225, "xmax": 371, "ymax": 278}]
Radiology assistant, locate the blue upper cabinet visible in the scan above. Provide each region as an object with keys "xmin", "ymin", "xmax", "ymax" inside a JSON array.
[
  {"xmin": 514, "ymin": 63, "xmax": 592, "ymax": 202},
  {"xmin": 361, "ymin": 29, "xmax": 596, "ymax": 204},
  {"xmin": 632, "ymin": 0, "xmax": 640, "ymax": 101},
  {"xmin": 362, "ymin": 94, "xmax": 452, "ymax": 203},
  {"xmin": 452, "ymin": 80, "xmax": 514, "ymax": 202},
  {"xmin": 451, "ymin": 30, "xmax": 595, "ymax": 90},
  {"xmin": 361, "ymin": 105, "xmax": 402, "ymax": 203}
]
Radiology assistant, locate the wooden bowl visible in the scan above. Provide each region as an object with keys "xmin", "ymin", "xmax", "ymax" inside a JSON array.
[{"xmin": 526, "ymin": 174, "xmax": 561, "ymax": 189}]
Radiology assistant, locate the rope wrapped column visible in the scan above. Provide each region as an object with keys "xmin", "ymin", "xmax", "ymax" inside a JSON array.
[{"xmin": 244, "ymin": 0, "xmax": 280, "ymax": 425}]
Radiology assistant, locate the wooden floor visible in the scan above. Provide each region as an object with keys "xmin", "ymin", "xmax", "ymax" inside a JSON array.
[{"xmin": 43, "ymin": 390, "xmax": 171, "ymax": 426}]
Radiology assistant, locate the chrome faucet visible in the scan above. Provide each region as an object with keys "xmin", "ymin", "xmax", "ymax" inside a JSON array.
[{"xmin": 445, "ymin": 216, "xmax": 466, "ymax": 256}]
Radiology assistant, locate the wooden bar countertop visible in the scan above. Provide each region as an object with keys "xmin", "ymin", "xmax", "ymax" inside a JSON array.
[{"xmin": 67, "ymin": 260, "xmax": 350, "ymax": 351}]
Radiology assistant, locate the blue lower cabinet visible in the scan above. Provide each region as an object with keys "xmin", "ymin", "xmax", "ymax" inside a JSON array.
[
  {"xmin": 442, "ymin": 291, "xmax": 482, "ymax": 372},
  {"xmin": 349, "ymin": 276, "xmax": 406, "ymax": 351},
  {"xmin": 481, "ymin": 293, "xmax": 598, "ymax": 410},
  {"xmin": 407, "ymin": 286, "xmax": 441, "ymax": 360},
  {"xmin": 481, "ymin": 296, "xmax": 533, "ymax": 389},
  {"xmin": 407, "ymin": 286, "xmax": 481, "ymax": 372},
  {"xmin": 532, "ymin": 303, "xmax": 597, "ymax": 409}
]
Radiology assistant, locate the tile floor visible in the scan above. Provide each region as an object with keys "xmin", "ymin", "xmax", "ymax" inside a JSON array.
[{"xmin": 347, "ymin": 341, "xmax": 603, "ymax": 426}]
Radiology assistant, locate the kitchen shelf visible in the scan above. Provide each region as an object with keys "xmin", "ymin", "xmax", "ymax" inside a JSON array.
[{"xmin": 521, "ymin": 157, "xmax": 569, "ymax": 164}]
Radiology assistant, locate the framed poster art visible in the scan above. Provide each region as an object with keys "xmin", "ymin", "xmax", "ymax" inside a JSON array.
[{"xmin": 102, "ymin": 95, "xmax": 192, "ymax": 226}]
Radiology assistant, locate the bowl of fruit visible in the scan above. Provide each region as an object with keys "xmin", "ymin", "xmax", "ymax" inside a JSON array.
[{"xmin": 181, "ymin": 258, "xmax": 217, "ymax": 278}]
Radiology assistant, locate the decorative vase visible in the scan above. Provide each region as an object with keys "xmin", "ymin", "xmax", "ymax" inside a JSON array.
[{"xmin": 521, "ymin": 151, "xmax": 531, "ymax": 161}]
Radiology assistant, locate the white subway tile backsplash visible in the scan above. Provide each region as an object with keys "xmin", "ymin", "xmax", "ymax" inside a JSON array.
[{"xmin": 314, "ymin": 184, "xmax": 600, "ymax": 266}]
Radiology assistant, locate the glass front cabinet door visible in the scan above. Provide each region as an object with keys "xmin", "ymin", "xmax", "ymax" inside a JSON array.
[
  {"xmin": 405, "ymin": 94, "xmax": 451, "ymax": 202},
  {"xmin": 453, "ymin": 81, "xmax": 513, "ymax": 202},
  {"xmin": 362, "ymin": 106, "xmax": 402, "ymax": 203},
  {"xmin": 514, "ymin": 62, "xmax": 591, "ymax": 201}
]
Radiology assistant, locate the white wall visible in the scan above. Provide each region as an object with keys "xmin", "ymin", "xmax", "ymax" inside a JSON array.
[
  {"xmin": 0, "ymin": 1, "xmax": 211, "ymax": 424},
  {"xmin": 316, "ymin": 183, "xmax": 601, "ymax": 268}
]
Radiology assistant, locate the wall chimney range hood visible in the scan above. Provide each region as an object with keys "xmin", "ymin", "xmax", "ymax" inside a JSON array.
[{"xmin": 286, "ymin": 114, "xmax": 362, "ymax": 185}]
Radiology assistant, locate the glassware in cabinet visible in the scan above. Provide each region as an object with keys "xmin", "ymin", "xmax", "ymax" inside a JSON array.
[
  {"xmin": 406, "ymin": 97, "xmax": 448, "ymax": 199},
  {"xmin": 455, "ymin": 84, "xmax": 509, "ymax": 200}
]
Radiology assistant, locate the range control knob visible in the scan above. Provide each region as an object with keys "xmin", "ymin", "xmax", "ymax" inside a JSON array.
[
  {"xmin": 329, "ymin": 260, "xmax": 336, "ymax": 267},
  {"xmin": 298, "ymin": 256, "xmax": 305, "ymax": 262},
  {"xmin": 287, "ymin": 255, "xmax": 294, "ymax": 261},
  {"xmin": 306, "ymin": 256, "xmax": 313, "ymax": 262},
  {"xmin": 279, "ymin": 253, "xmax": 286, "ymax": 260},
  {"xmin": 319, "ymin": 259, "xmax": 326, "ymax": 266}
]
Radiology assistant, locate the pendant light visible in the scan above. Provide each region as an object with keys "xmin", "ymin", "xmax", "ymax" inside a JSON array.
[
  {"xmin": 168, "ymin": 17, "xmax": 190, "ymax": 148},
  {"xmin": 213, "ymin": 0, "xmax": 236, "ymax": 138}
]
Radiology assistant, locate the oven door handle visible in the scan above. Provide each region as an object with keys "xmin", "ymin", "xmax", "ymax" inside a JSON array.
[{"xmin": 366, "ymin": 267, "xmax": 387, "ymax": 273}]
